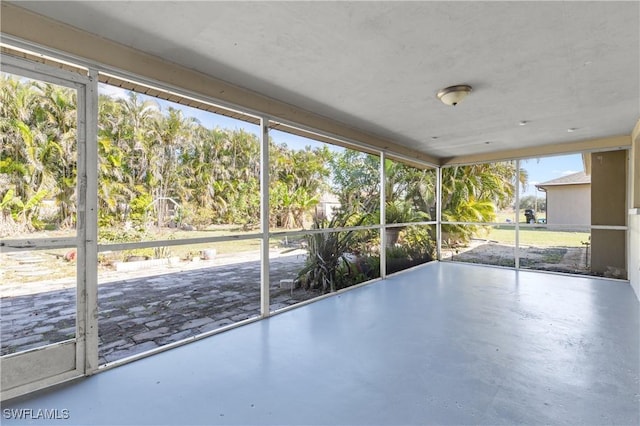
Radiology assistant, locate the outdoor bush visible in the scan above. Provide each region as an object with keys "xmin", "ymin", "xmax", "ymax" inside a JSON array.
[
  {"xmin": 353, "ymin": 254, "xmax": 381, "ymax": 284},
  {"xmin": 383, "ymin": 226, "xmax": 435, "ymax": 274},
  {"xmin": 297, "ymin": 213, "xmax": 372, "ymax": 293},
  {"xmin": 153, "ymin": 246, "xmax": 172, "ymax": 259},
  {"xmin": 402, "ymin": 226, "xmax": 436, "ymax": 259},
  {"xmin": 128, "ymin": 193, "xmax": 153, "ymax": 225},
  {"xmin": 185, "ymin": 206, "xmax": 216, "ymax": 228},
  {"xmin": 98, "ymin": 227, "xmax": 148, "ymax": 244},
  {"xmin": 384, "ymin": 200, "xmax": 429, "ymax": 224},
  {"xmin": 124, "ymin": 248, "xmax": 154, "ymax": 261}
]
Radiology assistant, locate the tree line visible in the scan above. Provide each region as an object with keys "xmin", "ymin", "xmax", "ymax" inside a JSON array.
[{"xmin": 1, "ymin": 75, "xmax": 525, "ymax": 239}]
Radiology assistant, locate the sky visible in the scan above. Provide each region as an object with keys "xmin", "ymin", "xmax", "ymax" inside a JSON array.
[
  {"xmin": 519, "ymin": 154, "xmax": 584, "ymax": 197},
  {"xmin": 99, "ymin": 83, "xmax": 583, "ymax": 198}
]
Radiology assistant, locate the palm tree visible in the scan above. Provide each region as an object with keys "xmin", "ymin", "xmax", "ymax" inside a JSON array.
[
  {"xmin": 39, "ymin": 82, "xmax": 78, "ymax": 228},
  {"xmin": 1, "ymin": 75, "xmax": 78, "ymax": 230},
  {"xmin": 268, "ymin": 142, "xmax": 332, "ymax": 229},
  {"xmin": 440, "ymin": 161, "xmax": 526, "ymax": 243},
  {"xmin": 0, "ymin": 75, "xmax": 46, "ymax": 200},
  {"xmin": 330, "ymin": 150, "xmax": 380, "ymax": 215},
  {"xmin": 118, "ymin": 92, "xmax": 159, "ymax": 189},
  {"xmin": 148, "ymin": 107, "xmax": 197, "ymax": 227}
]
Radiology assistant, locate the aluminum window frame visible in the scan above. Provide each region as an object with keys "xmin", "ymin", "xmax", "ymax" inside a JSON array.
[
  {"xmin": 0, "ymin": 54, "xmax": 95, "ymax": 400},
  {"xmin": 439, "ymin": 156, "xmax": 630, "ymax": 275}
]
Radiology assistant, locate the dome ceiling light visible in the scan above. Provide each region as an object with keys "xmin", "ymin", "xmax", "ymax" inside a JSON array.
[{"xmin": 436, "ymin": 84, "xmax": 472, "ymax": 106}]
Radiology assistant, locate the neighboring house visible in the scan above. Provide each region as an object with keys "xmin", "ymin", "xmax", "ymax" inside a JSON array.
[
  {"xmin": 536, "ymin": 171, "xmax": 591, "ymax": 227},
  {"xmin": 315, "ymin": 192, "xmax": 341, "ymax": 221}
]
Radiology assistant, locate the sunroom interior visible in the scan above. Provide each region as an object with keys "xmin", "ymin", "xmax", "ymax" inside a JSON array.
[{"xmin": 0, "ymin": 2, "xmax": 639, "ymax": 425}]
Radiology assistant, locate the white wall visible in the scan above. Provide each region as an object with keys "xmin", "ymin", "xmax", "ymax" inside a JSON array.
[
  {"xmin": 630, "ymin": 214, "xmax": 640, "ymax": 300},
  {"xmin": 546, "ymin": 184, "xmax": 591, "ymax": 227},
  {"xmin": 629, "ymin": 120, "xmax": 640, "ymax": 301}
]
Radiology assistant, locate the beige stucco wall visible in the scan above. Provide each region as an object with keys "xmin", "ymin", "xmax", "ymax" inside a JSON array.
[
  {"xmin": 591, "ymin": 150, "xmax": 627, "ymax": 277},
  {"xmin": 591, "ymin": 151, "xmax": 628, "ymax": 227},
  {"xmin": 545, "ymin": 184, "xmax": 590, "ymax": 227}
]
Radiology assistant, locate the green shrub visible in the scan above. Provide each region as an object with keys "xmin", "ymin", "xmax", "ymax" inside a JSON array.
[
  {"xmin": 129, "ymin": 193, "xmax": 153, "ymax": 224},
  {"xmin": 297, "ymin": 213, "xmax": 373, "ymax": 293}
]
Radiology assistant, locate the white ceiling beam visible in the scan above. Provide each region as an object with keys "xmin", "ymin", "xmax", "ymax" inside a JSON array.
[{"xmin": 441, "ymin": 135, "xmax": 632, "ymax": 166}]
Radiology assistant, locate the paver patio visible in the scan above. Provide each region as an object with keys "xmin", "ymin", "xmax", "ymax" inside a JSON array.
[{"xmin": 1, "ymin": 253, "xmax": 317, "ymax": 364}]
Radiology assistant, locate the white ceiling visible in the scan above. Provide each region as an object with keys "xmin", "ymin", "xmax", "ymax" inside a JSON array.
[{"xmin": 11, "ymin": 1, "xmax": 640, "ymax": 160}]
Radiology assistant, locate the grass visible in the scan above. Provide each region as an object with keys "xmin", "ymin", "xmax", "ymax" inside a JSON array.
[
  {"xmin": 494, "ymin": 209, "xmax": 546, "ymax": 224},
  {"xmin": 3, "ymin": 226, "xmax": 296, "ymax": 285},
  {"xmin": 97, "ymin": 225, "xmax": 291, "ymax": 260},
  {"xmin": 472, "ymin": 209, "xmax": 587, "ymax": 247},
  {"xmin": 541, "ymin": 248, "xmax": 567, "ymax": 263},
  {"xmin": 486, "ymin": 228, "xmax": 589, "ymax": 247}
]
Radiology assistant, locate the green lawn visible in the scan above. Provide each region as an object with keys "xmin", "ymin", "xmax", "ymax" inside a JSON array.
[
  {"xmin": 488, "ymin": 228, "xmax": 589, "ymax": 247},
  {"xmin": 98, "ymin": 226, "xmax": 295, "ymax": 261},
  {"xmin": 494, "ymin": 209, "xmax": 546, "ymax": 224}
]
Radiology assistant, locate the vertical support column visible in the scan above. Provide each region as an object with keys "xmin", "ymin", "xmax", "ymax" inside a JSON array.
[
  {"xmin": 260, "ymin": 116, "xmax": 270, "ymax": 317},
  {"xmin": 436, "ymin": 166, "xmax": 442, "ymax": 261},
  {"xmin": 74, "ymin": 77, "xmax": 87, "ymax": 376},
  {"xmin": 626, "ymin": 148, "xmax": 631, "ymax": 282},
  {"xmin": 73, "ymin": 70, "xmax": 98, "ymax": 374},
  {"xmin": 84, "ymin": 69, "xmax": 99, "ymax": 373},
  {"xmin": 379, "ymin": 152, "xmax": 387, "ymax": 279},
  {"xmin": 514, "ymin": 159, "xmax": 521, "ymax": 270},
  {"xmin": 628, "ymin": 121, "xmax": 640, "ymax": 299},
  {"xmin": 591, "ymin": 150, "xmax": 628, "ymax": 275}
]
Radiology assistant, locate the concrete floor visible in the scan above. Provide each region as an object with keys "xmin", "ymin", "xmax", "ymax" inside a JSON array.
[{"xmin": 3, "ymin": 262, "xmax": 639, "ymax": 425}]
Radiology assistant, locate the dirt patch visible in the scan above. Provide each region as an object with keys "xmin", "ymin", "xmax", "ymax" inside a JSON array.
[{"xmin": 442, "ymin": 239, "xmax": 590, "ymax": 274}]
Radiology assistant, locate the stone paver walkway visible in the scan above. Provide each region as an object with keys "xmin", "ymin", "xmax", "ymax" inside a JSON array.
[{"xmin": 1, "ymin": 252, "xmax": 318, "ymax": 363}]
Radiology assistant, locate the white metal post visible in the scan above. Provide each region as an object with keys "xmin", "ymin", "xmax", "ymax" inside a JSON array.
[
  {"xmin": 625, "ymin": 149, "xmax": 631, "ymax": 277},
  {"xmin": 514, "ymin": 160, "xmax": 521, "ymax": 269},
  {"xmin": 84, "ymin": 69, "xmax": 99, "ymax": 374},
  {"xmin": 436, "ymin": 167, "xmax": 442, "ymax": 260},
  {"xmin": 0, "ymin": 52, "xmax": 95, "ymax": 401},
  {"xmin": 260, "ymin": 117, "xmax": 270, "ymax": 317},
  {"xmin": 74, "ymin": 78, "xmax": 87, "ymax": 378},
  {"xmin": 379, "ymin": 152, "xmax": 387, "ymax": 278}
]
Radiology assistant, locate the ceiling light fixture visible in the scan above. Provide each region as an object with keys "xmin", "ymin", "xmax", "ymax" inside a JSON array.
[
  {"xmin": 519, "ymin": 121, "xmax": 528, "ymax": 126},
  {"xmin": 436, "ymin": 84, "xmax": 472, "ymax": 106}
]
